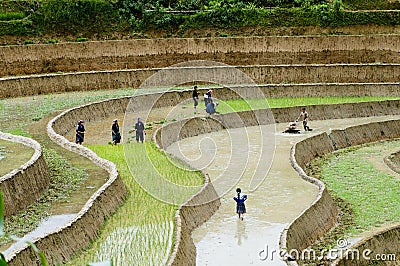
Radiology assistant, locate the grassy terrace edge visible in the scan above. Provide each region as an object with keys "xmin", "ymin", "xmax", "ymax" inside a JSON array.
[
  {"xmin": 2, "ymin": 88, "xmax": 400, "ymax": 264},
  {"xmin": 303, "ymin": 140, "xmax": 400, "ymax": 263}
]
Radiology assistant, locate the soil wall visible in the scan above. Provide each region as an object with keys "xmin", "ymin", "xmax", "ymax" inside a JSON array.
[
  {"xmin": 5, "ymin": 111, "xmax": 128, "ymax": 265},
  {"xmin": 1, "ymin": 35, "xmax": 400, "ymax": 76},
  {"xmin": 1, "ymin": 64, "xmax": 400, "ymax": 98},
  {"xmin": 9, "ymin": 88, "xmax": 400, "ymax": 264},
  {"xmin": 332, "ymin": 224, "xmax": 400, "ymax": 266},
  {"xmin": 280, "ymin": 133, "xmax": 338, "ymax": 261},
  {"xmin": 166, "ymin": 174, "xmax": 221, "ymax": 266},
  {"xmin": 0, "ymin": 132, "xmax": 49, "ymax": 217},
  {"xmin": 282, "ymin": 119, "xmax": 400, "ymax": 265}
]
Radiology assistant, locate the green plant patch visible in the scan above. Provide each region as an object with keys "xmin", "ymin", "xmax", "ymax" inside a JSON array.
[
  {"xmin": 0, "ymin": 148, "xmax": 87, "ymax": 245},
  {"xmin": 67, "ymin": 143, "xmax": 203, "ymax": 265},
  {"xmin": 0, "ymin": 12, "xmax": 26, "ymax": 21},
  {"xmin": 216, "ymin": 96, "xmax": 400, "ymax": 114},
  {"xmin": 305, "ymin": 139, "xmax": 400, "ymax": 262}
]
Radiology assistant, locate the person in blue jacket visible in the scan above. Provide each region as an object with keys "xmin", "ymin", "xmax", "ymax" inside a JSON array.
[{"xmin": 233, "ymin": 187, "xmax": 247, "ymax": 220}]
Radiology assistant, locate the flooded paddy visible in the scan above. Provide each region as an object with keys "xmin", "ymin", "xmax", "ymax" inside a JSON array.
[
  {"xmin": 166, "ymin": 115, "xmax": 400, "ymax": 266},
  {"xmin": 0, "ymin": 139, "xmax": 34, "ymax": 177}
]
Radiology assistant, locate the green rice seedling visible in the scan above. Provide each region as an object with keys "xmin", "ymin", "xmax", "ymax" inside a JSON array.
[
  {"xmin": 67, "ymin": 143, "xmax": 202, "ymax": 265},
  {"xmin": 217, "ymin": 96, "xmax": 400, "ymax": 113},
  {"xmin": 307, "ymin": 139, "xmax": 400, "ymax": 252}
]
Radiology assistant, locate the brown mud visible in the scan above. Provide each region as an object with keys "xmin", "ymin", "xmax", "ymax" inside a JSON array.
[
  {"xmin": 165, "ymin": 115, "xmax": 400, "ymax": 266},
  {"xmin": 27, "ymin": 114, "xmax": 108, "ymax": 215},
  {"xmin": 0, "ymin": 140, "xmax": 34, "ymax": 177},
  {"xmin": 2, "ymin": 50, "xmax": 399, "ymax": 77}
]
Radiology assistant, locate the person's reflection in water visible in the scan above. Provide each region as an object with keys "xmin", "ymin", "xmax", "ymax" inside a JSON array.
[{"xmin": 235, "ymin": 218, "xmax": 248, "ymax": 245}]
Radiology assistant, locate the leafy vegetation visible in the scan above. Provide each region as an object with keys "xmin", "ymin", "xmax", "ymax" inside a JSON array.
[
  {"xmin": 305, "ymin": 140, "xmax": 400, "ymax": 262},
  {"xmin": 342, "ymin": 0, "xmax": 400, "ymax": 10},
  {"xmin": 1, "ymin": 0, "xmax": 400, "ymax": 37}
]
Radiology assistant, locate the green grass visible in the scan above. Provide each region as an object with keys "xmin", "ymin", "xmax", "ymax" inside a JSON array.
[
  {"xmin": 0, "ymin": 88, "xmax": 137, "ymax": 133},
  {"xmin": 307, "ymin": 140, "xmax": 400, "ymax": 249},
  {"xmin": 2, "ymin": 89, "xmax": 400, "ymax": 264},
  {"xmin": 0, "ymin": 148, "xmax": 87, "ymax": 245},
  {"xmin": 67, "ymin": 143, "xmax": 203, "ymax": 265},
  {"xmin": 0, "ymin": 12, "xmax": 26, "ymax": 21},
  {"xmin": 216, "ymin": 96, "xmax": 400, "ymax": 114}
]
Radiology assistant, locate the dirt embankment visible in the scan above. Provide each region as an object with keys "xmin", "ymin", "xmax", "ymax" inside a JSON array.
[
  {"xmin": 5, "ymin": 109, "xmax": 128, "ymax": 265},
  {"xmin": 2, "ymin": 64, "xmax": 400, "ymax": 99},
  {"xmin": 0, "ymin": 132, "xmax": 49, "ymax": 217},
  {"xmin": 283, "ymin": 119, "xmax": 400, "ymax": 265},
  {"xmin": 1, "ymin": 35, "xmax": 399, "ymax": 77},
  {"xmin": 9, "ymin": 87, "xmax": 400, "ymax": 265}
]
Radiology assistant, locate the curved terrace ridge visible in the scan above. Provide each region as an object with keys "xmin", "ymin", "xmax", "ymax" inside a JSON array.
[
  {"xmin": 0, "ymin": 132, "xmax": 49, "ymax": 217},
  {"xmin": 3, "ymin": 87, "xmax": 400, "ymax": 264},
  {"xmin": 283, "ymin": 119, "xmax": 400, "ymax": 265}
]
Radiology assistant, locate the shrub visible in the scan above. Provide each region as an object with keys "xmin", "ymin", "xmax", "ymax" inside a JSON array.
[
  {"xmin": 0, "ymin": 19, "xmax": 33, "ymax": 36},
  {"xmin": 47, "ymin": 39, "xmax": 58, "ymax": 44},
  {"xmin": 76, "ymin": 37, "xmax": 88, "ymax": 42},
  {"xmin": 24, "ymin": 39, "xmax": 34, "ymax": 45},
  {"xmin": 33, "ymin": 0, "xmax": 118, "ymax": 35}
]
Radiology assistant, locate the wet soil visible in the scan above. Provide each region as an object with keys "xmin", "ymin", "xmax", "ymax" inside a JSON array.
[
  {"xmin": 27, "ymin": 114, "xmax": 108, "ymax": 215},
  {"xmin": 0, "ymin": 139, "xmax": 34, "ymax": 177},
  {"xmin": 3, "ymin": 50, "xmax": 400, "ymax": 78},
  {"xmin": 166, "ymin": 115, "xmax": 400, "ymax": 266}
]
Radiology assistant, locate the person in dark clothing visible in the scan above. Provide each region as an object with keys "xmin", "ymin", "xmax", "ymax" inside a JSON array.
[
  {"xmin": 111, "ymin": 119, "xmax": 121, "ymax": 145},
  {"xmin": 192, "ymin": 85, "xmax": 199, "ymax": 109},
  {"xmin": 75, "ymin": 120, "xmax": 85, "ymax": 145},
  {"xmin": 233, "ymin": 188, "xmax": 247, "ymax": 220},
  {"xmin": 135, "ymin": 117, "xmax": 145, "ymax": 143}
]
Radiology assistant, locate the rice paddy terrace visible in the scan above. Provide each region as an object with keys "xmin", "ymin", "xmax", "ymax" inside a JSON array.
[{"xmin": 0, "ymin": 34, "xmax": 399, "ymax": 266}]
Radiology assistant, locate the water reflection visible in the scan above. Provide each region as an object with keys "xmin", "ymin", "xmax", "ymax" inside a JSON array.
[{"xmin": 235, "ymin": 219, "xmax": 247, "ymax": 246}]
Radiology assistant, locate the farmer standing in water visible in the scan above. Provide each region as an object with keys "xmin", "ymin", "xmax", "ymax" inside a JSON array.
[
  {"xmin": 233, "ymin": 188, "xmax": 247, "ymax": 220},
  {"xmin": 296, "ymin": 107, "xmax": 310, "ymax": 131}
]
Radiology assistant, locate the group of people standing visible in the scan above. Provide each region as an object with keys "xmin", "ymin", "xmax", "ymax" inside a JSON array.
[
  {"xmin": 75, "ymin": 117, "xmax": 146, "ymax": 145},
  {"xmin": 192, "ymin": 86, "xmax": 217, "ymax": 115}
]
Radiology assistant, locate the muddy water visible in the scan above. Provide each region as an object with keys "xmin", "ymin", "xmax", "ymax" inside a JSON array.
[
  {"xmin": 3, "ymin": 214, "xmax": 77, "ymax": 258},
  {"xmin": 166, "ymin": 115, "xmax": 400, "ymax": 266},
  {"xmin": 0, "ymin": 140, "xmax": 34, "ymax": 177}
]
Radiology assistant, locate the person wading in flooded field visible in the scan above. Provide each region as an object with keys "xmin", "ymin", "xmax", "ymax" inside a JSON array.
[
  {"xmin": 233, "ymin": 188, "xmax": 247, "ymax": 220},
  {"xmin": 296, "ymin": 107, "xmax": 311, "ymax": 131},
  {"xmin": 134, "ymin": 117, "xmax": 145, "ymax": 143},
  {"xmin": 75, "ymin": 120, "xmax": 85, "ymax": 145}
]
